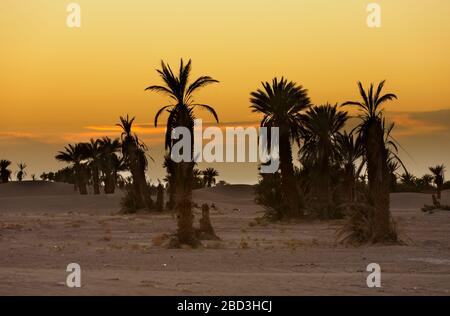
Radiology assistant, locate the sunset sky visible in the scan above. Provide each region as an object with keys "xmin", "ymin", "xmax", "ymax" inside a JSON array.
[{"xmin": 1, "ymin": 0, "xmax": 450, "ymax": 183}]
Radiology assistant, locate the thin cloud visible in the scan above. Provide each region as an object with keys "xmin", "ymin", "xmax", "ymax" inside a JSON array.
[{"xmin": 388, "ymin": 110, "xmax": 450, "ymax": 137}]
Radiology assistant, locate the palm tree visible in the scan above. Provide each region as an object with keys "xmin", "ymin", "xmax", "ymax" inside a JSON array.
[
  {"xmin": 98, "ymin": 137, "xmax": 122, "ymax": 194},
  {"xmin": 342, "ymin": 80, "xmax": 398, "ymax": 243},
  {"xmin": 400, "ymin": 172, "xmax": 416, "ymax": 186},
  {"xmin": 429, "ymin": 164, "xmax": 445, "ymax": 199},
  {"xmin": 16, "ymin": 163, "xmax": 27, "ymax": 182},
  {"xmin": 202, "ymin": 168, "xmax": 219, "ymax": 187},
  {"xmin": 0, "ymin": 160, "xmax": 12, "ymax": 183},
  {"xmin": 83, "ymin": 139, "xmax": 102, "ymax": 194},
  {"xmin": 250, "ymin": 77, "xmax": 311, "ymax": 218},
  {"xmin": 336, "ymin": 132, "xmax": 364, "ymax": 202},
  {"xmin": 117, "ymin": 115, "xmax": 152, "ymax": 208},
  {"xmin": 146, "ymin": 59, "xmax": 219, "ymax": 246},
  {"xmin": 55, "ymin": 144, "xmax": 88, "ymax": 195},
  {"xmin": 420, "ymin": 174, "xmax": 434, "ymax": 188},
  {"xmin": 300, "ymin": 104, "xmax": 348, "ymax": 205}
]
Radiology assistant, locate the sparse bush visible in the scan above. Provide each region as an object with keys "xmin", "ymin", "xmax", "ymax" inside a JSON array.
[{"xmin": 338, "ymin": 203, "xmax": 398, "ymax": 245}]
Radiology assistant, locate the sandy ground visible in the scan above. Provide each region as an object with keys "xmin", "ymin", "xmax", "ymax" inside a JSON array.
[{"xmin": 0, "ymin": 181, "xmax": 449, "ymax": 296}]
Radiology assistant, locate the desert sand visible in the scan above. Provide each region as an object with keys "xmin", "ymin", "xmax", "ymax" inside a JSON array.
[{"xmin": 0, "ymin": 181, "xmax": 449, "ymax": 295}]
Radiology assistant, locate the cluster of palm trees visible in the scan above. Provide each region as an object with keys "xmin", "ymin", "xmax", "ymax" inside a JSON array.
[
  {"xmin": 54, "ymin": 116, "xmax": 150, "ymax": 206},
  {"xmin": 393, "ymin": 165, "xmax": 448, "ymax": 195},
  {"xmin": 251, "ymin": 79, "xmax": 403, "ymax": 243},
  {"xmin": 143, "ymin": 58, "xmax": 410, "ymax": 245},
  {"xmin": 4, "ymin": 58, "xmax": 446, "ymax": 247},
  {"xmin": 0, "ymin": 160, "xmax": 27, "ymax": 183},
  {"xmin": 55, "ymin": 139, "xmax": 123, "ymax": 195}
]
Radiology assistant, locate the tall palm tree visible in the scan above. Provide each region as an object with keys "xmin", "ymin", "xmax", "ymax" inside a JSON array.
[
  {"xmin": 429, "ymin": 164, "xmax": 445, "ymax": 199},
  {"xmin": 55, "ymin": 144, "xmax": 88, "ymax": 195},
  {"xmin": 0, "ymin": 160, "xmax": 12, "ymax": 183},
  {"xmin": 16, "ymin": 163, "xmax": 27, "ymax": 182},
  {"xmin": 83, "ymin": 139, "xmax": 102, "ymax": 194},
  {"xmin": 342, "ymin": 80, "xmax": 398, "ymax": 243},
  {"xmin": 300, "ymin": 104, "xmax": 348, "ymax": 204},
  {"xmin": 250, "ymin": 77, "xmax": 311, "ymax": 218},
  {"xmin": 202, "ymin": 168, "xmax": 219, "ymax": 187},
  {"xmin": 146, "ymin": 59, "xmax": 219, "ymax": 246}
]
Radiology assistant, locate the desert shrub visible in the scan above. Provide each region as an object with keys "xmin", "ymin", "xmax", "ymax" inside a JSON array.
[
  {"xmin": 254, "ymin": 171, "xmax": 286, "ymax": 221},
  {"xmin": 337, "ymin": 203, "xmax": 398, "ymax": 245}
]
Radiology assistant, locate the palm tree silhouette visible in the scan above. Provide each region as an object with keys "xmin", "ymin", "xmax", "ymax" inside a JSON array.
[
  {"xmin": 300, "ymin": 104, "xmax": 348, "ymax": 205},
  {"xmin": 250, "ymin": 77, "xmax": 311, "ymax": 218},
  {"xmin": 117, "ymin": 115, "xmax": 151, "ymax": 208},
  {"xmin": 342, "ymin": 80, "xmax": 398, "ymax": 242},
  {"xmin": 83, "ymin": 139, "xmax": 102, "ymax": 194},
  {"xmin": 98, "ymin": 137, "xmax": 122, "ymax": 194},
  {"xmin": 55, "ymin": 144, "xmax": 88, "ymax": 195},
  {"xmin": 429, "ymin": 164, "xmax": 445, "ymax": 199},
  {"xmin": 336, "ymin": 132, "xmax": 364, "ymax": 202},
  {"xmin": 146, "ymin": 59, "xmax": 219, "ymax": 149},
  {"xmin": 0, "ymin": 159, "xmax": 12, "ymax": 183},
  {"xmin": 16, "ymin": 163, "xmax": 27, "ymax": 182},
  {"xmin": 146, "ymin": 59, "xmax": 219, "ymax": 246},
  {"xmin": 202, "ymin": 168, "xmax": 219, "ymax": 187},
  {"xmin": 420, "ymin": 174, "xmax": 434, "ymax": 188}
]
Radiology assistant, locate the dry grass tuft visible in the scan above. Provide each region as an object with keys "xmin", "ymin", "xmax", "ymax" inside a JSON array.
[{"xmin": 337, "ymin": 203, "xmax": 398, "ymax": 245}]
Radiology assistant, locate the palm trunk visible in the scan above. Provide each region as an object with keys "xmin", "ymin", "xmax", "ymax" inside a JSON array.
[
  {"xmin": 130, "ymin": 166, "xmax": 145, "ymax": 208},
  {"xmin": 343, "ymin": 164, "xmax": 356, "ymax": 202},
  {"xmin": 138, "ymin": 167, "xmax": 152, "ymax": 210},
  {"xmin": 92, "ymin": 165, "xmax": 100, "ymax": 195},
  {"xmin": 127, "ymin": 144, "xmax": 145, "ymax": 208},
  {"xmin": 279, "ymin": 130, "xmax": 302, "ymax": 217},
  {"xmin": 103, "ymin": 170, "xmax": 112, "ymax": 194},
  {"xmin": 174, "ymin": 161, "xmax": 198, "ymax": 246},
  {"xmin": 156, "ymin": 184, "xmax": 165, "ymax": 212},
  {"xmin": 366, "ymin": 119, "xmax": 393, "ymax": 242},
  {"xmin": 318, "ymin": 155, "xmax": 331, "ymax": 206},
  {"xmin": 173, "ymin": 115, "xmax": 198, "ymax": 246},
  {"xmin": 76, "ymin": 165, "xmax": 88, "ymax": 195}
]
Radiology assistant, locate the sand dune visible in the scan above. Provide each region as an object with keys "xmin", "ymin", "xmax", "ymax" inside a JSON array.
[
  {"xmin": 0, "ymin": 181, "xmax": 77, "ymax": 197},
  {"xmin": 0, "ymin": 182, "xmax": 449, "ymax": 295},
  {"xmin": 0, "ymin": 182, "xmax": 123, "ymax": 215},
  {"xmin": 390, "ymin": 190, "xmax": 450, "ymax": 210}
]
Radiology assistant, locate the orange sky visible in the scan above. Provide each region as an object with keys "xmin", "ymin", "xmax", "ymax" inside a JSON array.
[{"xmin": 1, "ymin": 0, "xmax": 450, "ymax": 183}]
